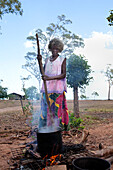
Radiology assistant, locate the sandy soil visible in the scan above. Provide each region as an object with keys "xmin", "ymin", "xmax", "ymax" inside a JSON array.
[{"xmin": 0, "ymin": 100, "xmax": 113, "ymax": 169}]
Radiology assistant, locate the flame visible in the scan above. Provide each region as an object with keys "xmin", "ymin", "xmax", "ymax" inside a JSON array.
[
  {"xmin": 50, "ymin": 154, "xmax": 59, "ymax": 166},
  {"xmin": 42, "ymin": 154, "xmax": 62, "ymax": 169},
  {"xmin": 43, "ymin": 154, "xmax": 48, "ymax": 160}
]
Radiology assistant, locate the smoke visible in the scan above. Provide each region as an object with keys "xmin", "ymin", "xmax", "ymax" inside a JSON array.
[
  {"xmin": 26, "ymin": 99, "xmax": 60, "ymax": 138},
  {"xmin": 38, "ymin": 125, "xmax": 60, "ymax": 133}
]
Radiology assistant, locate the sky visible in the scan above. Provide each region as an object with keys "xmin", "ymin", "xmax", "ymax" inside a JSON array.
[{"xmin": 0, "ymin": 0, "xmax": 113, "ymax": 100}]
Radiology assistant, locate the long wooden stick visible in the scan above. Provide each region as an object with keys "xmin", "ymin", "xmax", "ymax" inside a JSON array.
[{"xmin": 36, "ymin": 34, "xmax": 54, "ymax": 124}]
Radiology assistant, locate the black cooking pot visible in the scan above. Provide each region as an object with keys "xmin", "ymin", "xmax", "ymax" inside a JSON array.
[
  {"xmin": 72, "ymin": 157, "xmax": 111, "ymax": 170},
  {"xmin": 37, "ymin": 126, "xmax": 62, "ymax": 158}
]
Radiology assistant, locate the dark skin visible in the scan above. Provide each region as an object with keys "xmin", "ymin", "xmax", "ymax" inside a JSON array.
[{"xmin": 37, "ymin": 47, "xmax": 66, "ymax": 81}]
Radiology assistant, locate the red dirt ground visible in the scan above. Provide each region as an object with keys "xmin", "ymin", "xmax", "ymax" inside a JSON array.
[{"xmin": 0, "ymin": 100, "xmax": 113, "ymax": 169}]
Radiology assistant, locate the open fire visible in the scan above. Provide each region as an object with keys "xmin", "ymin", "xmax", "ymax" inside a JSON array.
[
  {"xmin": 9, "ymin": 129, "xmax": 91, "ymax": 170},
  {"xmin": 41, "ymin": 154, "xmax": 62, "ymax": 169},
  {"xmin": 9, "ymin": 144, "xmax": 111, "ymax": 170},
  {"xmin": 9, "ymin": 145, "xmax": 90, "ymax": 170}
]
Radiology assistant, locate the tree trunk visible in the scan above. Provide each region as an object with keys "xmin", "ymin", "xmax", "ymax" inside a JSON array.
[
  {"xmin": 73, "ymin": 86, "xmax": 79, "ymax": 118},
  {"xmin": 108, "ymin": 80, "xmax": 111, "ymax": 100},
  {"xmin": 20, "ymin": 99, "xmax": 25, "ymax": 115}
]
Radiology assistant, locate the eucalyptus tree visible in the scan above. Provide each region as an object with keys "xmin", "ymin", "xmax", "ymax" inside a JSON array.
[
  {"xmin": 22, "ymin": 14, "xmax": 84, "ymax": 91},
  {"xmin": 21, "ymin": 75, "xmax": 31, "ymax": 95},
  {"xmin": 80, "ymin": 86, "xmax": 87, "ymax": 100},
  {"xmin": 24, "ymin": 86, "xmax": 40, "ymax": 100},
  {"xmin": 0, "ymin": 0, "xmax": 23, "ymax": 34},
  {"xmin": 67, "ymin": 54, "xmax": 93, "ymax": 117},
  {"xmin": 101, "ymin": 64, "xmax": 113, "ymax": 100},
  {"xmin": 91, "ymin": 91, "xmax": 99, "ymax": 100},
  {"xmin": 107, "ymin": 10, "xmax": 113, "ymax": 26},
  {"xmin": 0, "ymin": 0, "xmax": 23, "ymax": 19}
]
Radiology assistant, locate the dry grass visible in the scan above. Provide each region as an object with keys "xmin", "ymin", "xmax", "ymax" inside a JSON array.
[
  {"xmin": 0, "ymin": 99, "xmax": 113, "ymax": 128},
  {"xmin": 1, "ymin": 99, "xmax": 113, "ymax": 113},
  {"xmin": 67, "ymin": 100, "xmax": 113, "ymax": 129},
  {"xmin": 0, "ymin": 100, "xmax": 40, "ymax": 108},
  {"xmin": 67, "ymin": 99, "xmax": 113, "ymax": 113}
]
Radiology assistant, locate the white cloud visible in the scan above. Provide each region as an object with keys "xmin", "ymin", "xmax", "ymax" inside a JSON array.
[
  {"xmin": 69, "ymin": 31, "xmax": 113, "ymax": 100},
  {"xmin": 75, "ymin": 31, "xmax": 113, "ymax": 71},
  {"xmin": 24, "ymin": 29, "xmax": 36, "ymax": 48},
  {"xmin": 24, "ymin": 41, "xmax": 33, "ymax": 48}
]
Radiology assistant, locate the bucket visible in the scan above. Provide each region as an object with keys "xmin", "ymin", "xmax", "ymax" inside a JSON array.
[
  {"xmin": 37, "ymin": 126, "xmax": 62, "ymax": 158},
  {"xmin": 72, "ymin": 157, "xmax": 111, "ymax": 170}
]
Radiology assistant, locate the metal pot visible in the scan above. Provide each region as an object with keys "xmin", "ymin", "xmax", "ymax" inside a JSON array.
[
  {"xmin": 72, "ymin": 157, "xmax": 111, "ymax": 170},
  {"xmin": 37, "ymin": 127, "xmax": 62, "ymax": 158}
]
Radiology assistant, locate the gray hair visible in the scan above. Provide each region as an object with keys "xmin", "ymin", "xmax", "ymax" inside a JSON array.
[{"xmin": 48, "ymin": 38, "xmax": 64, "ymax": 52}]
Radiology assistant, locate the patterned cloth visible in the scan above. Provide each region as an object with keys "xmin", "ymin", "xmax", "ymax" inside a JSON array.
[{"xmin": 39, "ymin": 92, "xmax": 69, "ymax": 128}]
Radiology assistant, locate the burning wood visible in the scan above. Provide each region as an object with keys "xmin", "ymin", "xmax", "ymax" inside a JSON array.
[
  {"xmin": 9, "ymin": 142, "xmax": 94, "ymax": 170},
  {"xmin": 26, "ymin": 148, "xmax": 41, "ymax": 159},
  {"xmin": 40, "ymin": 154, "xmax": 63, "ymax": 169},
  {"xmin": 8, "ymin": 127, "xmax": 99, "ymax": 170}
]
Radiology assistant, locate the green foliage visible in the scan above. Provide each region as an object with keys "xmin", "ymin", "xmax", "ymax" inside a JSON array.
[
  {"xmin": 69, "ymin": 112, "xmax": 84, "ymax": 130},
  {"xmin": 23, "ymin": 101, "xmax": 33, "ymax": 116},
  {"xmin": 21, "ymin": 75, "xmax": 32, "ymax": 95},
  {"xmin": 67, "ymin": 54, "xmax": 93, "ymax": 88},
  {"xmin": 80, "ymin": 86, "xmax": 88, "ymax": 100},
  {"xmin": 0, "ymin": 80, "xmax": 8, "ymax": 99},
  {"xmin": 24, "ymin": 86, "xmax": 40, "ymax": 100},
  {"xmin": 0, "ymin": 86, "xmax": 8, "ymax": 99},
  {"xmin": 67, "ymin": 54, "xmax": 92, "ymax": 117},
  {"xmin": 102, "ymin": 64, "xmax": 113, "ymax": 83},
  {"xmin": 80, "ymin": 94, "xmax": 87, "ymax": 100},
  {"xmin": 91, "ymin": 91, "xmax": 99, "ymax": 99},
  {"xmin": 101, "ymin": 64, "xmax": 113, "ymax": 100},
  {"xmin": 23, "ymin": 14, "xmax": 84, "ymax": 91},
  {"xmin": 0, "ymin": 0, "xmax": 23, "ymax": 19},
  {"xmin": 22, "ymin": 52, "xmax": 41, "ymax": 87},
  {"xmin": 107, "ymin": 10, "xmax": 113, "ymax": 26}
]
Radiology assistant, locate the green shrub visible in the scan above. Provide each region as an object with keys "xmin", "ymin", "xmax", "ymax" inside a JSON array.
[
  {"xmin": 23, "ymin": 101, "xmax": 33, "ymax": 115},
  {"xmin": 69, "ymin": 112, "xmax": 84, "ymax": 130}
]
